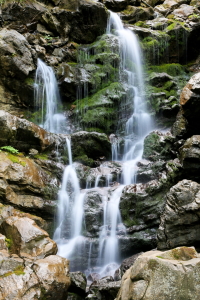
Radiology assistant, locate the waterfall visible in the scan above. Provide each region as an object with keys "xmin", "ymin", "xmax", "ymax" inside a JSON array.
[
  {"xmin": 53, "ymin": 11, "xmax": 154, "ymax": 279},
  {"xmin": 34, "ymin": 58, "xmax": 66, "ymax": 133},
  {"xmin": 54, "ymin": 138, "xmax": 86, "ymax": 263},
  {"xmin": 108, "ymin": 11, "xmax": 154, "ymax": 185}
]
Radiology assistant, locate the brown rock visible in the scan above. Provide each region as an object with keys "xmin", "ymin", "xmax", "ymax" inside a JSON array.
[
  {"xmin": 0, "ymin": 216, "xmax": 57, "ymax": 258},
  {"xmin": 33, "ymin": 255, "xmax": 71, "ymax": 298}
]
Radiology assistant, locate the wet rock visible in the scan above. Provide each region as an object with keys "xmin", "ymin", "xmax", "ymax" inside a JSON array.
[
  {"xmin": 149, "ymin": 72, "xmax": 174, "ymax": 87},
  {"xmin": 87, "ymin": 276, "xmax": 121, "ymax": 300},
  {"xmin": 83, "ymin": 161, "xmax": 122, "ymax": 188},
  {"xmin": 71, "ymin": 131, "xmax": 111, "ymax": 167},
  {"xmin": 33, "ymin": 255, "xmax": 70, "ymax": 298},
  {"xmin": 143, "ymin": 130, "xmax": 175, "ymax": 161},
  {"xmin": 0, "ymin": 110, "xmax": 67, "ymax": 153},
  {"xmin": 69, "ymin": 271, "xmax": 87, "ymax": 297},
  {"xmin": 179, "ymin": 135, "xmax": 200, "ymax": 171},
  {"xmin": 116, "ymin": 246, "xmax": 200, "ymax": 300},
  {"xmin": 84, "ymin": 190, "xmax": 103, "ymax": 236},
  {"xmin": 0, "ymin": 216, "xmax": 57, "ymax": 258},
  {"xmin": 171, "ymin": 111, "xmax": 188, "ymax": 138},
  {"xmin": 155, "ymin": 0, "xmax": 190, "ymax": 16},
  {"xmin": 114, "ymin": 252, "xmax": 143, "ymax": 280},
  {"xmin": 103, "ymin": 0, "xmax": 128, "ymax": 12},
  {"xmin": 157, "ymin": 179, "xmax": 200, "ymax": 250},
  {"xmin": 121, "ymin": 6, "xmax": 154, "ymax": 24},
  {"xmin": 179, "ymin": 71, "xmax": 200, "ymax": 135},
  {"xmin": 119, "ymin": 158, "xmax": 182, "ymax": 255},
  {"xmin": 0, "ymin": 151, "xmax": 59, "ymax": 218},
  {"xmin": 0, "ymin": 28, "xmax": 35, "ymax": 78}
]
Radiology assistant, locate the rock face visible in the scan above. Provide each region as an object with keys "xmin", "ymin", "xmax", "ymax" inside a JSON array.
[
  {"xmin": 0, "ymin": 28, "xmax": 35, "ymax": 78},
  {"xmin": 157, "ymin": 180, "xmax": 200, "ymax": 250},
  {"xmin": 0, "ymin": 150, "xmax": 58, "ymax": 218},
  {"xmin": 0, "ymin": 216, "xmax": 57, "ymax": 258},
  {"xmin": 179, "ymin": 72, "xmax": 200, "ymax": 136},
  {"xmin": 0, "ymin": 252, "xmax": 71, "ymax": 300},
  {"xmin": 87, "ymin": 276, "xmax": 121, "ymax": 300},
  {"xmin": 0, "ymin": 110, "xmax": 67, "ymax": 153},
  {"xmin": 116, "ymin": 246, "xmax": 200, "ymax": 300},
  {"xmin": 71, "ymin": 131, "xmax": 111, "ymax": 167},
  {"xmin": 179, "ymin": 135, "xmax": 200, "ymax": 171}
]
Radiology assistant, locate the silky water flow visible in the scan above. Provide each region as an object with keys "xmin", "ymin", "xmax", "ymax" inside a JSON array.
[
  {"xmin": 34, "ymin": 58, "xmax": 66, "ymax": 133},
  {"xmin": 53, "ymin": 11, "xmax": 154, "ymax": 279}
]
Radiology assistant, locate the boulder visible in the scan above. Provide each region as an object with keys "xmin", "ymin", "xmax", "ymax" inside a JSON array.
[
  {"xmin": 116, "ymin": 246, "xmax": 200, "ymax": 300},
  {"xmin": 179, "ymin": 72, "xmax": 200, "ymax": 135},
  {"xmin": 68, "ymin": 271, "xmax": 87, "ymax": 297},
  {"xmin": 149, "ymin": 72, "xmax": 174, "ymax": 87},
  {"xmin": 103, "ymin": 0, "xmax": 128, "ymax": 12},
  {"xmin": 119, "ymin": 158, "xmax": 182, "ymax": 256},
  {"xmin": 0, "ymin": 151, "xmax": 58, "ymax": 217},
  {"xmin": 114, "ymin": 252, "xmax": 143, "ymax": 280},
  {"xmin": 155, "ymin": 0, "xmax": 190, "ymax": 16},
  {"xmin": 121, "ymin": 6, "xmax": 154, "ymax": 24},
  {"xmin": 71, "ymin": 131, "xmax": 111, "ymax": 167},
  {"xmin": 87, "ymin": 276, "xmax": 121, "ymax": 300},
  {"xmin": 0, "ymin": 264, "xmax": 41, "ymax": 300},
  {"xmin": 33, "ymin": 255, "xmax": 70, "ymax": 299},
  {"xmin": 0, "ymin": 28, "xmax": 35, "ymax": 78},
  {"xmin": 0, "ymin": 216, "xmax": 57, "ymax": 258},
  {"xmin": 0, "ymin": 110, "xmax": 67, "ymax": 152},
  {"xmin": 157, "ymin": 179, "xmax": 200, "ymax": 250},
  {"xmin": 179, "ymin": 135, "xmax": 200, "ymax": 170},
  {"xmin": 143, "ymin": 130, "xmax": 175, "ymax": 161},
  {"xmin": 0, "ymin": 253, "xmax": 71, "ymax": 300}
]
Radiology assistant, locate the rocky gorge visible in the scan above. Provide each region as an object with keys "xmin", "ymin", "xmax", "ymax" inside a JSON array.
[{"xmin": 0, "ymin": 0, "xmax": 200, "ymax": 299}]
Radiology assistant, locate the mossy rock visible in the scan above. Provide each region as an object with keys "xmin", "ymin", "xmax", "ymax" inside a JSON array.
[
  {"xmin": 74, "ymin": 82, "xmax": 126, "ymax": 133},
  {"xmin": 71, "ymin": 131, "xmax": 111, "ymax": 164}
]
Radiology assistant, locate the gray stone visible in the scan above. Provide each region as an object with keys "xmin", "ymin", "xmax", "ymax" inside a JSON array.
[{"xmin": 157, "ymin": 179, "xmax": 200, "ymax": 249}]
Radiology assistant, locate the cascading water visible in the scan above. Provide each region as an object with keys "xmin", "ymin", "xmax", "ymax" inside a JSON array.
[
  {"xmin": 107, "ymin": 11, "xmax": 153, "ymax": 185},
  {"xmin": 54, "ymin": 138, "xmax": 87, "ymax": 264},
  {"xmin": 53, "ymin": 10, "xmax": 154, "ymax": 280},
  {"xmin": 34, "ymin": 58, "xmax": 66, "ymax": 133}
]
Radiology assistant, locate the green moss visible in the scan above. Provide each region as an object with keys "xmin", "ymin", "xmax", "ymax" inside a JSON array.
[
  {"xmin": 34, "ymin": 154, "xmax": 48, "ymax": 160},
  {"xmin": 5, "ymin": 238, "xmax": 13, "ymax": 250},
  {"xmin": 7, "ymin": 153, "xmax": 26, "ymax": 167},
  {"xmin": 149, "ymin": 63, "xmax": 186, "ymax": 76},
  {"xmin": 74, "ymin": 154, "xmax": 94, "ymax": 167},
  {"xmin": 74, "ymin": 82, "xmax": 125, "ymax": 133},
  {"xmin": 25, "ymin": 77, "xmax": 34, "ymax": 86},
  {"xmin": 135, "ymin": 21, "xmax": 149, "ymax": 28},
  {"xmin": 13, "ymin": 266, "xmax": 25, "ymax": 276}
]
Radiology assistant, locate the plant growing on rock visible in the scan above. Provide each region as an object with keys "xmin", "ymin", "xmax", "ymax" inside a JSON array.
[{"xmin": 0, "ymin": 146, "xmax": 19, "ymax": 154}]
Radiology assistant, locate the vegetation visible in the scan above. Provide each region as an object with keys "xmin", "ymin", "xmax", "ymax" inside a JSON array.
[{"xmin": 0, "ymin": 146, "xmax": 19, "ymax": 154}]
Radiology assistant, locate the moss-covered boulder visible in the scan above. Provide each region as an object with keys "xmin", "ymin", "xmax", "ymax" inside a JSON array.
[
  {"xmin": 71, "ymin": 131, "xmax": 111, "ymax": 167},
  {"xmin": 143, "ymin": 131, "xmax": 175, "ymax": 161},
  {"xmin": 73, "ymin": 82, "xmax": 126, "ymax": 134},
  {"xmin": 121, "ymin": 6, "xmax": 154, "ymax": 24}
]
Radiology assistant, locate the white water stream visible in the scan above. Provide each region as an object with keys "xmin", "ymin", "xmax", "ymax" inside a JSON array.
[
  {"xmin": 52, "ymin": 11, "xmax": 154, "ymax": 279},
  {"xmin": 34, "ymin": 58, "xmax": 66, "ymax": 133}
]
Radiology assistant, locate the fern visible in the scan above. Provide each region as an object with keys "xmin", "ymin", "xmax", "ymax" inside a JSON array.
[{"xmin": 0, "ymin": 146, "xmax": 19, "ymax": 154}]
